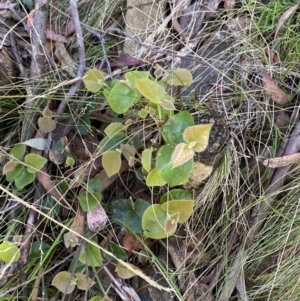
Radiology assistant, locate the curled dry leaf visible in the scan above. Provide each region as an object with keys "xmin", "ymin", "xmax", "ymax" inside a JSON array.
[
  {"xmin": 87, "ymin": 204, "xmax": 108, "ymax": 232},
  {"xmin": 262, "ymin": 153, "xmax": 300, "ymax": 168},
  {"xmin": 261, "ymin": 71, "xmax": 290, "ymax": 104}
]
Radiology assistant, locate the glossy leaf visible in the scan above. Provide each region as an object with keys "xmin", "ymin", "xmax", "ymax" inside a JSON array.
[
  {"xmin": 104, "ymin": 123, "xmax": 125, "ymax": 138},
  {"xmin": 161, "ymin": 199, "xmax": 194, "ymax": 223},
  {"xmin": 24, "ymin": 153, "xmax": 47, "ymax": 173},
  {"xmin": 146, "ymin": 168, "xmax": 167, "ymax": 187},
  {"xmin": 10, "ymin": 144, "xmax": 26, "ymax": 160},
  {"xmin": 51, "ymin": 271, "xmax": 76, "ymax": 294},
  {"xmin": 135, "ymin": 78, "xmax": 165, "ymax": 104},
  {"xmin": 108, "ymin": 82, "xmax": 137, "ymax": 114},
  {"xmin": 75, "ymin": 273, "xmax": 96, "ymax": 290},
  {"xmin": 172, "ymin": 143, "xmax": 195, "ymax": 168},
  {"xmin": 38, "ymin": 116, "xmax": 56, "ymax": 133},
  {"xmin": 15, "ymin": 168, "xmax": 36, "ymax": 190},
  {"xmin": 162, "ymin": 111, "xmax": 194, "ymax": 145},
  {"xmin": 108, "ymin": 199, "xmax": 150, "ymax": 233},
  {"xmin": 156, "ymin": 145, "xmax": 193, "ymax": 187},
  {"xmin": 117, "ymin": 262, "xmax": 143, "ymax": 279},
  {"xmin": 83, "ymin": 69, "xmax": 104, "ymax": 92},
  {"xmin": 166, "ymin": 68, "xmax": 193, "ymax": 86},
  {"xmin": 79, "ymin": 240, "xmax": 103, "ymax": 267},
  {"xmin": 183, "ymin": 124, "xmax": 213, "ymax": 152},
  {"xmin": 102, "ymin": 150, "xmax": 121, "ymax": 177},
  {"xmin": 0, "ymin": 241, "xmax": 20, "ymax": 263},
  {"xmin": 160, "ymin": 189, "xmax": 192, "ymax": 204},
  {"xmin": 141, "ymin": 148, "xmax": 152, "ymax": 173},
  {"xmin": 142, "ymin": 204, "xmax": 175, "ymax": 239},
  {"xmin": 78, "ymin": 191, "xmax": 102, "ymax": 212}
]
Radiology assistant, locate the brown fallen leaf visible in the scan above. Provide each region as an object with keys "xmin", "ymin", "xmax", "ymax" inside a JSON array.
[
  {"xmin": 64, "ymin": 206, "xmax": 85, "ymax": 248},
  {"xmin": 275, "ymin": 4, "xmax": 299, "ymax": 39},
  {"xmin": 224, "ymin": 0, "xmax": 235, "ymax": 9},
  {"xmin": 262, "ymin": 153, "xmax": 300, "ymax": 168},
  {"xmin": 122, "ymin": 233, "xmax": 143, "ymax": 253},
  {"xmin": 261, "ymin": 70, "xmax": 290, "ymax": 104}
]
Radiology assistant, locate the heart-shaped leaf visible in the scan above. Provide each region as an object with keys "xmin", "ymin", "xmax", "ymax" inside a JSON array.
[
  {"xmin": 183, "ymin": 124, "xmax": 213, "ymax": 152},
  {"xmin": 51, "ymin": 271, "xmax": 76, "ymax": 294},
  {"xmin": 6, "ymin": 164, "xmax": 24, "ymax": 181},
  {"xmin": 102, "ymin": 150, "xmax": 121, "ymax": 177},
  {"xmin": 172, "ymin": 143, "xmax": 195, "ymax": 168},
  {"xmin": 117, "ymin": 262, "xmax": 143, "ymax": 279},
  {"xmin": 162, "ymin": 111, "xmax": 194, "ymax": 145},
  {"xmin": 108, "ymin": 82, "xmax": 137, "ymax": 114},
  {"xmin": 142, "ymin": 204, "xmax": 175, "ymax": 239},
  {"xmin": 161, "ymin": 199, "xmax": 194, "ymax": 223},
  {"xmin": 146, "ymin": 168, "xmax": 167, "ymax": 187},
  {"xmin": 38, "ymin": 117, "xmax": 56, "ymax": 133},
  {"xmin": 14, "ymin": 167, "xmax": 36, "ymax": 190},
  {"xmin": 166, "ymin": 68, "xmax": 193, "ymax": 86},
  {"xmin": 156, "ymin": 145, "xmax": 193, "ymax": 187},
  {"xmin": 83, "ymin": 69, "xmax": 104, "ymax": 92},
  {"xmin": 104, "ymin": 123, "xmax": 125, "ymax": 138},
  {"xmin": 135, "ymin": 78, "xmax": 165, "ymax": 104},
  {"xmin": 78, "ymin": 191, "xmax": 102, "ymax": 212},
  {"xmin": 24, "ymin": 153, "xmax": 48, "ymax": 173},
  {"xmin": 160, "ymin": 189, "xmax": 192, "ymax": 204},
  {"xmin": 75, "ymin": 273, "xmax": 96, "ymax": 290},
  {"xmin": 79, "ymin": 240, "xmax": 103, "ymax": 267},
  {"xmin": 10, "ymin": 144, "xmax": 26, "ymax": 160},
  {"xmin": 0, "ymin": 241, "xmax": 20, "ymax": 263}
]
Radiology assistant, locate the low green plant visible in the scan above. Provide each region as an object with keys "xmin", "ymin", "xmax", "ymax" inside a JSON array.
[{"xmin": 83, "ymin": 66, "xmax": 212, "ymax": 239}]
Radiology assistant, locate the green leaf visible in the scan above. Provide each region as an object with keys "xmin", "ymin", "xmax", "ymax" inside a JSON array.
[
  {"xmin": 15, "ymin": 168, "xmax": 36, "ymax": 190},
  {"xmin": 125, "ymin": 71, "xmax": 149, "ymax": 89},
  {"xmin": 24, "ymin": 153, "xmax": 47, "ymax": 173},
  {"xmin": 183, "ymin": 124, "xmax": 213, "ymax": 152},
  {"xmin": 172, "ymin": 143, "xmax": 195, "ymax": 168},
  {"xmin": 79, "ymin": 240, "xmax": 103, "ymax": 267},
  {"xmin": 166, "ymin": 68, "xmax": 193, "ymax": 86},
  {"xmin": 146, "ymin": 168, "xmax": 167, "ymax": 187},
  {"xmin": 162, "ymin": 111, "xmax": 194, "ymax": 145},
  {"xmin": 51, "ymin": 271, "xmax": 76, "ymax": 294},
  {"xmin": 38, "ymin": 117, "xmax": 56, "ymax": 133},
  {"xmin": 78, "ymin": 191, "xmax": 102, "ymax": 212},
  {"xmin": 138, "ymin": 107, "xmax": 149, "ymax": 119},
  {"xmin": 98, "ymin": 134, "xmax": 127, "ymax": 154},
  {"xmin": 10, "ymin": 144, "xmax": 26, "ymax": 160},
  {"xmin": 102, "ymin": 150, "xmax": 121, "ymax": 177},
  {"xmin": 89, "ymin": 297, "xmax": 112, "ymax": 301},
  {"xmin": 75, "ymin": 273, "xmax": 96, "ymax": 290},
  {"xmin": 104, "ymin": 122, "xmax": 125, "ymax": 138},
  {"xmin": 156, "ymin": 145, "xmax": 193, "ymax": 186},
  {"xmin": 142, "ymin": 204, "xmax": 175, "ymax": 239},
  {"xmin": 65, "ymin": 156, "xmax": 75, "ymax": 166},
  {"xmin": 29, "ymin": 241, "xmax": 51, "ymax": 259},
  {"xmin": 135, "ymin": 78, "xmax": 165, "ymax": 104},
  {"xmin": 141, "ymin": 148, "xmax": 152, "ymax": 173},
  {"xmin": 105, "ymin": 242, "xmax": 128, "ymax": 262},
  {"xmin": 117, "ymin": 263, "xmax": 142, "ymax": 279},
  {"xmin": 0, "ymin": 241, "xmax": 20, "ymax": 263},
  {"xmin": 83, "ymin": 69, "xmax": 104, "ymax": 92},
  {"xmin": 73, "ymin": 117, "xmax": 91, "ymax": 135},
  {"xmin": 108, "ymin": 82, "xmax": 137, "ymax": 114},
  {"xmin": 87, "ymin": 177, "xmax": 102, "ymax": 193},
  {"xmin": 108, "ymin": 199, "xmax": 150, "ymax": 233},
  {"xmin": 160, "ymin": 189, "xmax": 192, "ymax": 204},
  {"xmin": 6, "ymin": 164, "xmax": 24, "ymax": 181},
  {"xmin": 161, "ymin": 199, "xmax": 194, "ymax": 223}
]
